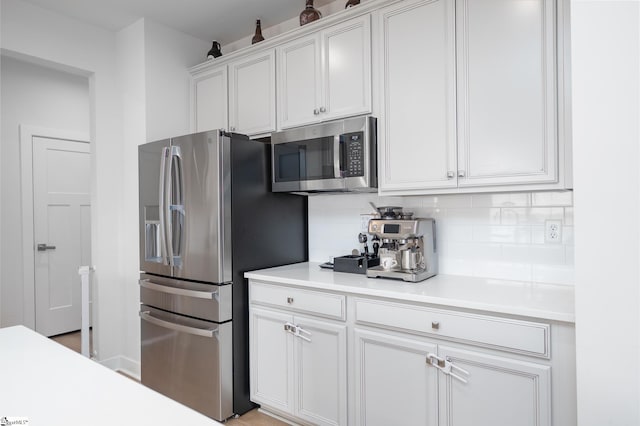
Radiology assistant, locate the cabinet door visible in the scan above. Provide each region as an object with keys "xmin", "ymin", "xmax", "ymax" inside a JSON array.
[
  {"xmin": 192, "ymin": 66, "xmax": 227, "ymax": 132},
  {"xmin": 277, "ymin": 34, "xmax": 323, "ymax": 129},
  {"xmin": 456, "ymin": 0, "xmax": 558, "ymax": 187},
  {"xmin": 294, "ymin": 317, "xmax": 347, "ymax": 426},
  {"xmin": 354, "ymin": 328, "xmax": 439, "ymax": 426},
  {"xmin": 249, "ymin": 307, "xmax": 294, "ymax": 413},
  {"xmin": 438, "ymin": 346, "xmax": 551, "ymax": 426},
  {"xmin": 322, "ymin": 15, "xmax": 372, "ymax": 122},
  {"xmin": 229, "ymin": 50, "xmax": 276, "ymax": 136},
  {"xmin": 376, "ymin": 0, "xmax": 457, "ymax": 192}
]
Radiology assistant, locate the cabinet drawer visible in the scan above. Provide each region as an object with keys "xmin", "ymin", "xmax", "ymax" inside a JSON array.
[
  {"xmin": 250, "ymin": 281, "xmax": 346, "ymax": 321},
  {"xmin": 354, "ymin": 298, "xmax": 549, "ymax": 358}
]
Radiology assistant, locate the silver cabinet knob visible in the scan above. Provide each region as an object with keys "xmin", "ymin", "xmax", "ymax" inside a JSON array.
[
  {"xmin": 431, "ymin": 321, "xmax": 440, "ymax": 330},
  {"xmin": 458, "ymin": 170, "xmax": 466, "ymax": 178},
  {"xmin": 313, "ymin": 109, "xmax": 320, "ymax": 115},
  {"xmin": 230, "ymin": 126, "xmax": 236, "ymax": 132},
  {"xmin": 287, "ymin": 297, "xmax": 294, "ymax": 304},
  {"xmin": 447, "ymin": 171, "xmax": 455, "ymax": 179},
  {"xmin": 319, "ymin": 106, "xmax": 326, "ymax": 113}
]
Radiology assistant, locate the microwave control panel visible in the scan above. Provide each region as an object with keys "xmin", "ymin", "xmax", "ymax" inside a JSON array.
[{"xmin": 342, "ymin": 132, "xmax": 365, "ymax": 177}]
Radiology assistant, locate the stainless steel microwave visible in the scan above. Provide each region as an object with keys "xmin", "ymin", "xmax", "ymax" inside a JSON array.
[{"xmin": 271, "ymin": 116, "xmax": 377, "ymax": 193}]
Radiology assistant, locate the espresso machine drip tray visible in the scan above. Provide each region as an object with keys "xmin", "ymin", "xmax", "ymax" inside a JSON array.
[{"xmin": 366, "ymin": 266, "xmax": 435, "ymax": 283}]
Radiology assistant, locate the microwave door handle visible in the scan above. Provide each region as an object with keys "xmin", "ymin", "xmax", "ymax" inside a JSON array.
[
  {"xmin": 333, "ymin": 135, "xmax": 342, "ymax": 178},
  {"xmin": 158, "ymin": 147, "xmax": 170, "ymax": 266}
]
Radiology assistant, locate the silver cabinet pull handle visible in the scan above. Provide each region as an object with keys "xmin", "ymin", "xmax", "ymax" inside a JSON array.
[
  {"xmin": 431, "ymin": 321, "xmax": 440, "ymax": 330},
  {"xmin": 447, "ymin": 171, "xmax": 455, "ymax": 179},
  {"xmin": 313, "ymin": 108, "xmax": 320, "ymax": 115},
  {"xmin": 458, "ymin": 170, "xmax": 466, "ymax": 178},
  {"xmin": 319, "ymin": 106, "xmax": 326, "ymax": 113},
  {"xmin": 37, "ymin": 243, "xmax": 56, "ymax": 251},
  {"xmin": 140, "ymin": 311, "xmax": 217, "ymax": 338},
  {"xmin": 139, "ymin": 279, "xmax": 218, "ymax": 299},
  {"xmin": 287, "ymin": 297, "xmax": 294, "ymax": 304}
]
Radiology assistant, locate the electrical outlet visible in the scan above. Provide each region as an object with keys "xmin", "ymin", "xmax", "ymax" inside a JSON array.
[
  {"xmin": 545, "ymin": 220, "xmax": 563, "ymax": 244},
  {"xmin": 360, "ymin": 214, "xmax": 375, "ymax": 233}
]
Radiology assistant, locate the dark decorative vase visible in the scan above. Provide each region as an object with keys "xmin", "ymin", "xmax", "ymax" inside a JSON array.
[
  {"xmin": 345, "ymin": 0, "xmax": 360, "ymax": 8},
  {"xmin": 207, "ymin": 41, "xmax": 222, "ymax": 59},
  {"xmin": 300, "ymin": 0, "xmax": 322, "ymax": 26},
  {"xmin": 252, "ymin": 19, "xmax": 265, "ymax": 44}
]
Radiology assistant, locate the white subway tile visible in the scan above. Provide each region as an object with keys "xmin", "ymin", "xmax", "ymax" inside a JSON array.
[
  {"xmin": 529, "ymin": 245, "xmax": 566, "ymax": 265},
  {"xmin": 422, "ymin": 194, "xmax": 473, "ymax": 208},
  {"xmin": 500, "ymin": 245, "xmax": 532, "ymax": 263},
  {"xmin": 437, "ymin": 225, "xmax": 473, "ymax": 243},
  {"xmin": 439, "ymin": 258, "xmax": 475, "ymax": 276},
  {"xmin": 472, "ymin": 192, "xmax": 531, "ymax": 208},
  {"xmin": 564, "ymin": 207, "xmax": 574, "ymax": 226},
  {"xmin": 531, "ymin": 191, "xmax": 573, "ymax": 207},
  {"xmin": 532, "ymin": 265, "xmax": 575, "ymax": 285},
  {"xmin": 531, "ymin": 226, "xmax": 545, "ymax": 244},
  {"xmin": 473, "ymin": 261, "xmax": 533, "ymax": 281},
  {"xmin": 442, "ymin": 208, "xmax": 501, "ymax": 225},
  {"xmin": 440, "ymin": 242, "xmax": 501, "ymax": 261},
  {"xmin": 501, "ymin": 207, "xmax": 564, "ymax": 225},
  {"xmin": 473, "ymin": 226, "xmax": 532, "ymax": 244},
  {"xmin": 565, "ymin": 246, "xmax": 575, "ymax": 266},
  {"xmin": 562, "ymin": 226, "xmax": 574, "ymax": 244}
]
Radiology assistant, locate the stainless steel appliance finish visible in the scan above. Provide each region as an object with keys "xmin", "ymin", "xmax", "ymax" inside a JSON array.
[
  {"xmin": 271, "ymin": 115, "xmax": 377, "ymax": 193},
  {"xmin": 366, "ymin": 217, "xmax": 438, "ymax": 282},
  {"xmin": 138, "ymin": 130, "xmax": 307, "ymax": 421},
  {"xmin": 140, "ymin": 305, "xmax": 232, "ymax": 420}
]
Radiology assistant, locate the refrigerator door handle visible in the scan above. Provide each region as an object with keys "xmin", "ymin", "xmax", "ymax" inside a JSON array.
[
  {"xmin": 140, "ymin": 310, "xmax": 218, "ymax": 338},
  {"xmin": 158, "ymin": 146, "xmax": 170, "ymax": 266},
  {"xmin": 169, "ymin": 145, "xmax": 184, "ymax": 267},
  {"xmin": 139, "ymin": 279, "xmax": 219, "ymax": 300},
  {"xmin": 164, "ymin": 146, "xmax": 176, "ymax": 267}
]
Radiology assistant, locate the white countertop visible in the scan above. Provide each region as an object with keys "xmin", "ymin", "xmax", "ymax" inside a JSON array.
[
  {"xmin": 245, "ymin": 262, "xmax": 575, "ymax": 323},
  {"xmin": 0, "ymin": 326, "xmax": 222, "ymax": 426}
]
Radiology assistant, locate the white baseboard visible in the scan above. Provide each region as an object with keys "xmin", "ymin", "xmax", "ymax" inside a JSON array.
[{"xmin": 99, "ymin": 355, "xmax": 141, "ymax": 381}]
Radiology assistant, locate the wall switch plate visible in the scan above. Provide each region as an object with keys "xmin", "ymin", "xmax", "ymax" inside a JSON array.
[
  {"xmin": 545, "ymin": 219, "xmax": 563, "ymax": 244},
  {"xmin": 360, "ymin": 214, "xmax": 375, "ymax": 233}
]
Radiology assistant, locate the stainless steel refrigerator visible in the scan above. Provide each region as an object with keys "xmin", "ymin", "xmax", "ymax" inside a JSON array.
[{"xmin": 138, "ymin": 130, "xmax": 307, "ymax": 421}]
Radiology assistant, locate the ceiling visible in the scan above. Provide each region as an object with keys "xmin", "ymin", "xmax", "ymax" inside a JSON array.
[{"xmin": 19, "ymin": 0, "xmax": 334, "ymax": 45}]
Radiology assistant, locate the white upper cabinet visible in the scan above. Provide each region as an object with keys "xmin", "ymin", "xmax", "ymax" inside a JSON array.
[
  {"xmin": 228, "ymin": 49, "xmax": 276, "ymax": 136},
  {"xmin": 191, "ymin": 65, "xmax": 228, "ymax": 132},
  {"xmin": 456, "ymin": 0, "xmax": 558, "ymax": 187},
  {"xmin": 277, "ymin": 15, "xmax": 372, "ymax": 129},
  {"xmin": 376, "ymin": 0, "xmax": 457, "ymax": 192},
  {"xmin": 376, "ymin": 0, "xmax": 570, "ymax": 194}
]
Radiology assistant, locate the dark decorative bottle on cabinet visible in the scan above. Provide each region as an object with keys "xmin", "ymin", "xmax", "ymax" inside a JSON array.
[
  {"xmin": 300, "ymin": 0, "xmax": 322, "ymax": 26},
  {"xmin": 252, "ymin": 19, "xmax": 265, "ymax": 44},
  {"xmin": 345, "ymin": 0, "xmax": 360, "ymax": 8},
  {"xmin": 207, "ymin": 41, "xmax": 222, "ymax": 59}
]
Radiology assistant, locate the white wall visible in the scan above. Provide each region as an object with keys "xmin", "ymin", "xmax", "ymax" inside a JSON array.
[
  {"xmin": 1, "ymin": 0, "xmax": 125, "ymax": 362},
  {"xmin": 0, "ymin": 55, "xmax": 90, "ymax": 327},
  {"xmin": 309, "ymin": 191, "xmax": 574, "ymax": 284},
  {"xmin": 572, "ymin": 1, "xmax": 640, "ymax": 424},
  {"xmin": 116, "ymin": 18, "xmax": 209, "ymax": 372}
]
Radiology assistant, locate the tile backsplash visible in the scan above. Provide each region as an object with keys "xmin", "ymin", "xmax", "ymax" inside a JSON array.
[{"xmin": 308, "ymin": 191, "xmax": 574, "ymax": 285}]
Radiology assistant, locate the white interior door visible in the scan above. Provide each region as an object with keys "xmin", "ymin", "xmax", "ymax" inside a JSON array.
[{"xmin": 32, "ymin": 136, "xmax": 91, "ymax": 337}]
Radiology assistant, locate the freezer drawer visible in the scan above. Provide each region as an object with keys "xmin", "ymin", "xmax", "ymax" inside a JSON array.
[
  {"xmin": 140, "ymin": 305, "xmax": 233, "ymax": 421},
  {"xmin": 139, "ymin": 273, "xmax": 232, "ymax": 322}
]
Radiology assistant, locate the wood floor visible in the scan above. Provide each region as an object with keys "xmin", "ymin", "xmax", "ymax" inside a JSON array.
[{"xmin": 49, "ymin": 330, "xmax": 289, "ymax": 425}]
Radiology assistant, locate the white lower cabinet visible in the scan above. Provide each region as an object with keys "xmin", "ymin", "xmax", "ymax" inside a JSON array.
[
  {"xmin": 249, "ymin": 306, "xmax": 347, "ymax": 426},
  {"xmin": 248, "ymin": 279, "xmax": 574, "ymax": 426},
  {"xmin": 437, "ymin": 346, "xmax": 550, "ymax": 426},
  {"xmin": 354, "ymin": 328, "xmax": 439, "ymax": 426}
]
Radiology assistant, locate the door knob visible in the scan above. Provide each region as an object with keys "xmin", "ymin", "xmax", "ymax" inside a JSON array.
[{"xmin": 37, "ymin": 243, "xmax": 56, "ymax": 251}]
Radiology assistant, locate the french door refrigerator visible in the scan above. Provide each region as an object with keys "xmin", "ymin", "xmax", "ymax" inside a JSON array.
[{"xmin": 138, "ymin": 130, "xmax": 307, "ymax": 421}]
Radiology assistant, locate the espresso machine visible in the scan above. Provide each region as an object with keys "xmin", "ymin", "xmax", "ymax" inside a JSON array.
[{"xmin": 365, "ymin": 207, "xmax": 438, "ymax": 282}]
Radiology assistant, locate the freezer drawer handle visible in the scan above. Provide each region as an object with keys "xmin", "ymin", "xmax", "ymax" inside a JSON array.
[
  {"xmin": 139, "ymin": 279, "xmax": 218, "ymax": 300},
  {"xmin": 139, "ymin": 311, "xmax": 217, "ymax": 338}
]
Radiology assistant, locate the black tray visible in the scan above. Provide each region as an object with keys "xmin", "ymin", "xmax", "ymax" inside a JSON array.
[{"xmin": 333, "ymin": 254, "xmax": 380, "ymax": 275}]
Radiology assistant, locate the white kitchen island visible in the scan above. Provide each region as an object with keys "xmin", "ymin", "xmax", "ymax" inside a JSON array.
[{"xmin": 0, "ymin": 326, "xmax": 222, "ymax": 426}]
